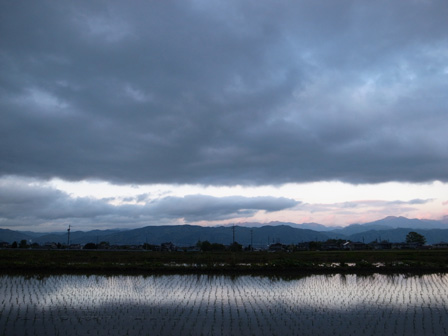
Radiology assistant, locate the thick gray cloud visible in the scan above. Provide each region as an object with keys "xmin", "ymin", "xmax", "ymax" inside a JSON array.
[
  {"xmin": 0, "ymin": 178, "xmax": 299, "ymax": 230},
  {"xmin": 1, "ymin": 0, "xmax": 448, "ymax": 185}
]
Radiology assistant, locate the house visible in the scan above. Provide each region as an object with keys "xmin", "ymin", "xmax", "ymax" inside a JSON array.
[
  {"xmin": 184, "ymin": 246, "xmax": 200, "ymax": 252},
  {"xmin": 343, "ymin": 241, "xmax": 367, "ymax": 251},
  {"xmin": 321, "ymin": 242, "xmax": 341, "ymax": 251},
  {"xmin": 44, "ymin": 242, "xmax": 58, "ymax": 249},
  {"xmin": 296, "ymin": 242, "xmax": 310, "ymax": 251},
  {"xmin": 97, "ymin": 242, "xmax": 110, "ymax": 250},
  {"xmin": 392, "ymin": 242, "xmax": 422, "ymax": 249},
  {"xmin": 268, "ymin": 243, "xmax": 287, "ymax": 252},
  {"xmin": 433, "ymin": 242, "xmax": 448, "ymax": 249},
  {"xmin": 161, "ymin": 242, "xmax": 176, "ymax": 252},
  {"xmin": 371, "ymin": 241, "xmax": 392, "ymax": 250}
]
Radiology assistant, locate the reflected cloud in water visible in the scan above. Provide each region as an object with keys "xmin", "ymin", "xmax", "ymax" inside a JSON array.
[{"xmin": 1, "ymin": 273, "xmax": 448, "ymax": 335}]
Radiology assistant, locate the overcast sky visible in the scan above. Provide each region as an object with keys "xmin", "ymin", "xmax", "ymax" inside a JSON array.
[{"xmin": 1, "ymin": 0, "xmax": 447, "ymax": 232}]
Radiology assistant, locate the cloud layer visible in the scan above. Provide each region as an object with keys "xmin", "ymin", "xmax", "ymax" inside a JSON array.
[
  {"xmin": 1, "ymin": 1, "xmax": 447, "ymax": 185},
  {"xmin": 2, "ymin": 176, "xmax": 442, "ymax": 231},
  {"xmin": 0, "ymin": 177, "xmax": 299, "ymax": 230}
]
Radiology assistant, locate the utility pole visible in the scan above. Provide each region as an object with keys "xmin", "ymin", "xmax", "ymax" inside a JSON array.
[
  {"xmin": 250, "ymin": 229, "xmax": 253, "ymax": 251},
  {"xmin": 67, "ymin": 225, "xmax": 71, "ymax": 246}
]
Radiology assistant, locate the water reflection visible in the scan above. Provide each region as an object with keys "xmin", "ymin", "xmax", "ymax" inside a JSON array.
[{"xmin": 1, "ymin": 273, "xmax": 448, "ymax": 335}]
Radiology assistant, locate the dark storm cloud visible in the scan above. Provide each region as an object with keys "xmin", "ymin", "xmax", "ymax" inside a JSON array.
[
  {"xmin": 0, "ymin": 178, "xmax": 299, "ymax": 229},
  {"xmin": 0, "ymin": 178, "xmax": 126, "ymax": 222},
  {"xmin": 1, "ymin": 0, "xmax": 448, "ymax": 185}
]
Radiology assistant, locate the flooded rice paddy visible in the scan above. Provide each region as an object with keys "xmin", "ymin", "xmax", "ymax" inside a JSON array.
[{"xmin": 1, "ymin": 273, "xmax": 448, "ymax": 335}]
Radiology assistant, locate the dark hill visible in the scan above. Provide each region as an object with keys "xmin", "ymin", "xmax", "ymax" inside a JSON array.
[
  {"xmin": 99, "ymin": 225, "xmax": 330, "ymax": 247},
  {"xmin": 0, "ymin": 229, "xmax": 32, "ymax": 243},
  {"xmin": 348, "ymin": 228, "xmax": 448, "ymax": 244}
]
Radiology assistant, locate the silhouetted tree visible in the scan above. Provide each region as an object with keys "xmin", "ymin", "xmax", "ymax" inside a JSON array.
[
  {"xmin": 83, "ymin": 242, "xmax": 97, "ymax": 249},
  {"xmin": 210, "ymin": 243, "xmax": 225, "ymax": 251},
  {"xmin": 200, "ymin": 240, "xmax": 212, "ymax": 251},
  {"xmin": 325, "ymin": 239, "xmax": 346, "ymax": 249},
  {"xmin": 405, "ymin": 232, "xmax": 426, "ymax": 245},
  {"xmin": 229, "ymin": 242, "xmax": 242, "ymax": 252},
  {"xmin": 98, "ymin": 241, "xmax": 110, "ymax": 249},
  {"xmin": 308, "ymin": 241, "xmax": 322, "ymax": 251},
  {"xmin": 143, "ymin": 243, "xmax": 158, "ymax": 251}
]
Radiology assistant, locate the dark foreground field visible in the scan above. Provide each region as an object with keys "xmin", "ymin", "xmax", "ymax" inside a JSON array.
[{"xmin": 1, "ymin": 249, "xmax": 448, "ymax": 275}]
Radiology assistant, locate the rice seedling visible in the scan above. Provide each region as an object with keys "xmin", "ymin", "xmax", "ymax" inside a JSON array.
[{"xmin": 1, "ymin": 273, "xmax": 448, "ymax": 335}]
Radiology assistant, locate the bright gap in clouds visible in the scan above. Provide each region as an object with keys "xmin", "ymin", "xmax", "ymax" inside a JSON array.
[{"xmin": 50, "ymin": 178, "xmax": 448, "ymax": 226}]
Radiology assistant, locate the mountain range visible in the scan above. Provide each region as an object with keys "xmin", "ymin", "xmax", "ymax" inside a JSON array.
[{"xmin": 1, "ymin": 216, "xmax": 448, "ymax": 246}]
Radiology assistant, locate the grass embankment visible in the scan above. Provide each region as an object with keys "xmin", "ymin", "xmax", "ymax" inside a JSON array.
[{"xmin": 1, "ymin": 249, "xmax": 448, "ymax": 275}]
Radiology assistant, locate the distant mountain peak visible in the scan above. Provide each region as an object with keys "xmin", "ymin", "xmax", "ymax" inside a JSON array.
[{"xmin": 383, "ymin": 215, "xmax": 400, "ymax": 220}]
